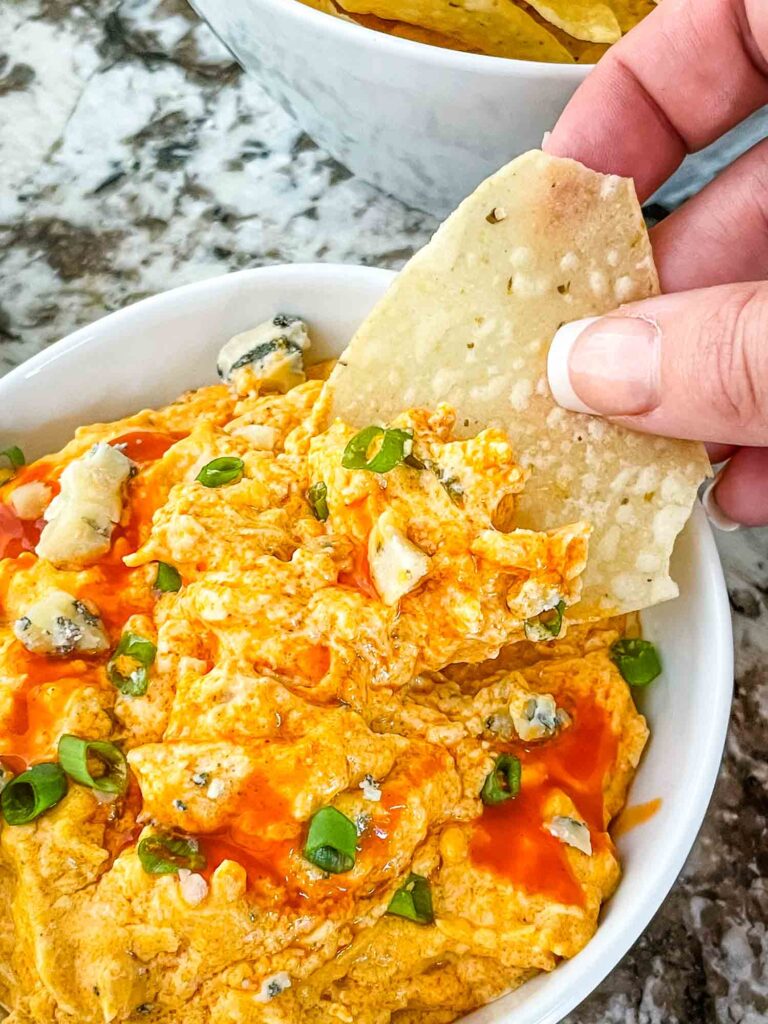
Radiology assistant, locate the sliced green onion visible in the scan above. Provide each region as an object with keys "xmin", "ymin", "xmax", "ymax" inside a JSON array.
[
  {"xmin": 524, "ymin": 600, "xmax": 566, "ymax": 642},
  {"xmin": 342, "ymin": 425, "xmax": 383, "ymax": 469},
  {"xmin": 480, "ymin": 754, "xmax": 521, "ymax": 806},
  {"xmin": 154, "ymin": 561, "xmax": 182, "ymax": 593},
  {"xmin": 342, "ymin": 426, "xmax": 413, "ymax": 474},
  {"xmin": 1, "ymin": 446, "xmax": 24, "ymax": 469},
  {"xmin": 108, "ymin": 632, "xmax": 157, "ymax": 697},
  {"xmin": 58, "ymin": 734, "xmax": 128, "ymax": 794},
  {"xmin": 0, "ymin": 762, "xmax": 67, "ymax": 825},
  {"xmin": 387, "ymin": 873, "xmax": 434, "ymax": 924},
  {"xmin": 138, "ymin": 832, "xmax": 206, "ymax": 874},
  {"xmin": 609, "ymin": 638, "xmax": 662, "ymax": 686},
  {"xmin": 304, "ymin": 805, "xmax": 357, "ymax": 874},
  {"xmin": 0, "ymin": 446, "xmax": 25, "ymax": 485},
  {"xmin": 307, "ymin": 481, "xmax": 329, "ymax": 522},
  {"xmin": 196, "ymin": 456, "xmax": 244, "ymax": 488}
]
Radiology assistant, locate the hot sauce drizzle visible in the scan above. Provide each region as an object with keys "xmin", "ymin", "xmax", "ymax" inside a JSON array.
[
  {"xmin": 0, "ymin": 438, "xmax": 172, "ymax": 770},
  {"xmin": 469, "ymin": 693, "xmax": 618, "ymax": 906},
  {"xmin": 109, "ymin": 431, "xmax": 179, "ymax": 463},
  {"xmin": 612, "ymin": 797, "xmax": 662, "ymax": 838},
  {"xmin": 1, "ymin": 659, "xmax": 101, "ymax": 768},
  {"xmin": 338, "ymin": 542, "xmax": 378, "ymax": 600},
  {"xmin": 199, "ymin": 777, "xmax": 299, "ymax": 896},
  {"xmin": 470, "ymin": 786, "xmax": 586, "ymax": 907}
]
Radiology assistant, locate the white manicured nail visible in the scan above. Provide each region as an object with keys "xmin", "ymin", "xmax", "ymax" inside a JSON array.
[
  {"xmin": 547, "ymin": 317, "xmax": 601, "ymax": 415},
  {"xmin": 701, "ymin": 472, "xmax": 740, "ymax": 532}
]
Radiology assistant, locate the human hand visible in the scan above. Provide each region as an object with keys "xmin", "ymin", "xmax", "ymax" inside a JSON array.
[{"xmin": 544, "ymin": 0, "xmax": 768, "ymax": 528}]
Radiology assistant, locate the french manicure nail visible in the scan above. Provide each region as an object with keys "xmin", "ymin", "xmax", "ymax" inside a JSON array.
[
  {"xmin": 701, "ymin": 473, "xmax": 740, "ymax": 532},
  {"xmin": 547, "ymin": 315, "xmax": 661, "ymax": 416}
]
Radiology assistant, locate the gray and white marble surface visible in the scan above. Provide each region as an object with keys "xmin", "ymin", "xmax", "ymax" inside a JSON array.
[{"xmin": 0, "ymin": 2, "xmax": 766, "ymax": 1021}]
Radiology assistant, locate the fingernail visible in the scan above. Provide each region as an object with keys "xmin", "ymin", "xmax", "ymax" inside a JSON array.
[
  {"xmin": 548, "ymin": 315, "xmax": 661, "ymax": 416},
  {"xmin": 701, "ymin": 472, "xmax": 740, "ymax": 532}
]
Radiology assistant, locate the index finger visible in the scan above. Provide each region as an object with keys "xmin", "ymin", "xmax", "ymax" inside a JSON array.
[{"xmin": 545, "ymin": 0, "xmax": 768, "ymax": 201}]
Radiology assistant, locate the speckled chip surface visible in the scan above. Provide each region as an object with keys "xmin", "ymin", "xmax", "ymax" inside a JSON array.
[{"xmin": 328, "ymin": 150, "xmax": 710, "ymax": 618}]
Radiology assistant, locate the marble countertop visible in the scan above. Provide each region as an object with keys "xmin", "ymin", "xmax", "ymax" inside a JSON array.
[{"xmin": 0, "ymin": 1, "xmax": 765, "ymax": 1021}]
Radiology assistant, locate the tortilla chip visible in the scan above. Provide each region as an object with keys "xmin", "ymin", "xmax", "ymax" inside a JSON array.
[
  {"xmin": 297, "ymin": 0, "xmax": 481, "ymax": 52},
  {"xmin": 352, "ymin": 9, "xmax": 480, "ymax": 50},
  {"xmin": 514, "ymin": 0, "xmax": 610, "ymax": 59},
  {"xmin": 607, "ymin": 0, "xmax": 656, "ymax": 32},
  {"xmin": 334, "ymin": 0, "xmax": 575, "ymax": 62},
  {"xmin": 573, "ymin": 41, "xmax": 610, "ymax": 61},
  {"xmin": 297, "ymin": 0, "xmax": 356, "ymax": 17},
  {"xmin": 327, "ymin": 151, "xmax": 709, "ymax": 619},
  {"xmin": 525, "ymin": 0, "xmax": 620, "ymax": 41}
]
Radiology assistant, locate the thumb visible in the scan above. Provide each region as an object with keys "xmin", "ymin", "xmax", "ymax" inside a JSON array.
[{"xmin": 547, "ymin": 282, "xmax": 768, "ymax": 445}]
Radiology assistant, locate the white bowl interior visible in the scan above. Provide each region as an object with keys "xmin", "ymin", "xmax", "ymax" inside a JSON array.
[{"xmin": 0, "ymin": 265, "xmax": 733, "ymax": 1024}]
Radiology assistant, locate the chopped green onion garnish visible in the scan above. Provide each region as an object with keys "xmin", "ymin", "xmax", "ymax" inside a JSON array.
[
  {"xmin": 342, "ymin": 425, "xmax": 383, "ymax": 469},
  {"xmin": 387, "ymin": 873, "xmax": 434, "ymax": 924},
  {"xmin": 196, "ymin": 456, "xmax": 244, "ymax": 488},
  {"xmin": 0, "ymin": 762, "xmax": 67, "ymax": 825},
  {"xmin": 609, "ymin": 638, "xmax": 662, "ymax": 686},
  {"xmin": 108, "ymin": 632, "xmax": 157, "ymax": 697},
  {"xmin": 1, "ymin": 446, "xmax": 24, "ymax": 469},
  {"xmin": 342, "ymin": 426, "xmax": 413, "ymax": 474},
  {"xmin": 154, "ymin": 561, "xmax": 182, "ymax": 593},
  {"xmin": 304, "ymin": 805, "xmax": 357, "ymax": 874},
  {"xmin": 307, "ymin": 481, "xmax": 329, "ymax": 522},
  {"xmin": 137, "ymin": 832, "xmax": 206, "ymax": 874},
  {"xmin": 58, "ymin": 734, "xmax": 128, "ymax": 794},
  {"xmin": 524, "ymin": 600, "xmax": 566, "ymax": 642},
  {"xmin": 480, "ymin": 754, "xmax": 521, "ymax": 806},
  {"xmin": 0, "ymin": 446, "xmax": 25, "ymax": 485}
]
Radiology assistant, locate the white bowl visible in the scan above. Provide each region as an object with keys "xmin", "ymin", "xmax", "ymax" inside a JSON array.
[
  {"xmin": 189, "ymin": 0, "xmax": 590, "ymax": 215},
  {"xmin": 1, "ymin": 264, "xmax": 733, "ymax": 1023}
]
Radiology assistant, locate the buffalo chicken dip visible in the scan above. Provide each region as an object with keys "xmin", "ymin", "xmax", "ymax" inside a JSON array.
[{"xmin": 0, "ymin": 317, "xmax": 653, "ymax": 1024}]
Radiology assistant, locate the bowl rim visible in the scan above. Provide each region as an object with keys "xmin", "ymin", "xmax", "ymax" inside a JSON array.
[
  {"xmin": 0, "ymin": 263, "xmax": 734, "ymax": 1024},
  {"xmin": 190, "ymin": 0, "xmax": 596, "ymax": 77}
]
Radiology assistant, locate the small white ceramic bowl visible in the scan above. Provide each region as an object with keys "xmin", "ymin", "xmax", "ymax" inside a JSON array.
[
  {"xmin": 189, "ymin": 0, "xmax": 590, "ymax": 215},
  {"xmin": 1, "ymin": 265, "xmax": 733, "ymax": 1024}
]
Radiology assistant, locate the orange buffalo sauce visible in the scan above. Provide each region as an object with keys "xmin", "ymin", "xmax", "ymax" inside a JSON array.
[
  {"xmin": 12, "ymin": 459, "xmax": 61, "ymax": 488},
  {"xmin": 0, "ymin": 653, "xmax": 103, "ymax": 767},
  {"xmin": 112, "ymin": 433, "xmax": 183, "ymax": 551},
  {"xmin": 295, "ymin": 644, "xmax": 331, "ymax": 685},
  {"xmin": 197, "ymin": 757, "xmax": 437, "ymax": 904},
  {"xmin": 109, "ymin": 431, "xmax": 179, "ymax": 463},
  {"xmin": 200, "ymin": 775, "xmax": 300, "ymax": 895},
  {"xmin": 338, "ymin": 542, "xmax": 378, "ymax": 600},
  {"xmin": 0, "ymin": 440, "xmax": 171, "ymax": 768},
  {"xmin": 612, "ymin": 798, "xmax": 662, "ymax": 838},
  {"xmin": 201, "ymin": 834, "xmax": 295, "ymax": 892},
  {"xmin": 77, "ymin": 537, "xmax": 154, "ymax": 636},
  {"xmin": 469, "ymin": 693, "xmax": 617, "ymax": 907},
  {"xmin": 470, "ymin": 786, "xmax": 586, "ymax": 907}
]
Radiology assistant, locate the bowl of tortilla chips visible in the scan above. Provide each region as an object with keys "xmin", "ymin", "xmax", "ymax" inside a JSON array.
[
  {"xmin": 0, "ymin": 154, "xmax": 732, "ymax": 1024},
  {"xmin": 190, "ymin": 0, "xmax": 655, "ymax": 214}
]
